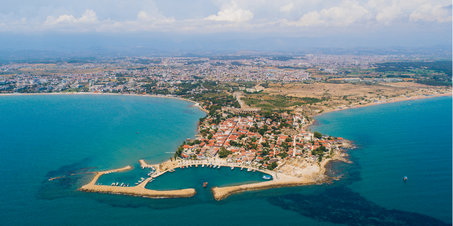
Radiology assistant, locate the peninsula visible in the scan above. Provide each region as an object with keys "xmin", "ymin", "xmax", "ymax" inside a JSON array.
[{"xmin": 2, "ymin": 56, "xmax": 449, "ymax": 200}]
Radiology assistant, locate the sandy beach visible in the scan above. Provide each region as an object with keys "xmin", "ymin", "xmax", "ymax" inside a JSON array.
[
  {"xmin": 0, "ymin": 92, "xmax": 210, "ymax": 114},
  {"xmin": 315, "ymin": 92, "xmax": 452, "ymax": 117}
]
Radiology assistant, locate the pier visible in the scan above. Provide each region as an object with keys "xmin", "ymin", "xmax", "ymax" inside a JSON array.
[
  {"xmin": 211, "ymin": 174, "xmax": 316, "ymax": 201},
  {"xmin": 79, "ymin": 164, "xmax": 196, "ymax": 198}
]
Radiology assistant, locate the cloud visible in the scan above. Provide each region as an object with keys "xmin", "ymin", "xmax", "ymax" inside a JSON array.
[
  {"xmin": 204, "ymin": 1, "xmax": 253, "ymax": 22},
  {"xmin": 280, "ymin": 2, "xmax": 294, "ymax": 13},
  {"xmin": 44, "ymin": 9, "xmax": 98, "ymax": 25},
  {"xmin": 410, "ymin": 4, "xmax": 452, "ymax": 22},
  {"xmin": 289, "ymin": 0, "xmax": 369, "ymax": 27}
]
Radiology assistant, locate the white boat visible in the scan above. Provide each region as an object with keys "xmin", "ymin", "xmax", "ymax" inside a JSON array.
[
  {"xmin": 115, "ymin": 182, "xmax": 119, "ymax": 186},
  {"xmin": 218, "ymin": 165, "xmax": 221, "ymax": 169},
  {"xmin": 231, "ymin": 167, "xmax": 234, "ymax": 170},
  {"xmin": 120, "ymin": 183, "xmax": 124, "ymax": 187},
  {"xmin": 241, "ymin": 167, "xmax": 244, "ymax": 171},
  {"xmin": 111, "ymin": 183, "xmax": 115, "ymax": 186},
  {"xmin": 202, "ymin": 164, "xmax": 204, "ymax": 167},
  {"xmin": 262, "ymin": 175, "xmax": 272, "ymax": 180},
  {"xmin": 247, "ymin": 168, "xmax": 252, "ymax": 172}
]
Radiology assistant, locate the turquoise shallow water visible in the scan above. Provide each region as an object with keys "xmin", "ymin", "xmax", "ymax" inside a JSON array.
[
  {"xmin": 310, "ymin": 96, "xmax": 452, "ymax": 224},
  {"xmin": 0, "ymin": 95, "xmax": 451, "ymax": 226}
]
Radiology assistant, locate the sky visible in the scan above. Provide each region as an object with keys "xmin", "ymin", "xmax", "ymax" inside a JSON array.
[{"xmin": 0, "ymin": 0, "xmax": 451, "ymax": 52}]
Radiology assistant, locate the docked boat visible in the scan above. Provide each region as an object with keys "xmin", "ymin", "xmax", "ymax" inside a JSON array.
[
  {"xmin": 247, "ymin": 168, "xmax": 252, "ymax": 172},
  {"xmin": 202, "ymin": 164, "xmax": 204, "ymax": 167},
  {"xmin": 111, "ymin": 183, "xmax": 115, "ymax": 186},
  {"xmin": 231, "ymin": 167, "xmax": 234, "ymax": 170},
  {"xmin": 218, "ymin": 165, "xmax": 221, "ymax": 169},
  {"xmin": 115, "ymin": 182, "xmax": 119, "ymax": 186},
  {"xmin": 203, "ymin": 182, "xmax": 208, "ymax": 188},
  {"xmin": 262, "ymin": 175, "xmax": 272, "ymax": 180},
  {"xmin": 241, "ymin": 167, "xmax": 243, "ymax": 171}
]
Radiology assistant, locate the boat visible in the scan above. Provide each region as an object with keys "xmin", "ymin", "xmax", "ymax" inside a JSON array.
[
  {"xmin": 111, "ymin": 183, "xmax": 115, "ymax": 186},
  {"xmin": 231, "ymin": 167, "xmax": 234, "ymax": 170},
  {"xmin": 241, "ymin": 167, "xmax": 243, "ymax": 171},
  {"xmin": 262, "ymin": 175, "xmax": 272, "ymax": 180},
  {"xmin": 218, "ymin": 165, "xmax": 221, "ymax": 169},
  {"xmin": 253, "ymin": 169, "xmax": 256, "ymax": 172},
  {"xmin": 115, "ymin": 182, "xmax": 119, "ymax": 186},
  {"xmin": 203, "ymin": 182, "xmax": 208, "ymax": 188},
  {"xmin": 404, "ymin": 176, "xmax": 407, "ymax": 181},
  {"xmin": 135, "ymin": 183, "xmax": 139, "ymax": 185},
  {"xmin": 127, "ymin": 184, "xmax": 129, "ymax": 187},
  {"xmin": 247, "ymin": 168, "xmax": 252, "ymax": 172},
  {"xmin": 136, "ymin": 132, "xmax": 139, "ymax": 134},
  {"xmin": 202, "ymin": 164, "xmax": 204, "ymax": 167},
  {"xmin": 120, "ymin": 183, "xmax": 124, "ymax": 187}
]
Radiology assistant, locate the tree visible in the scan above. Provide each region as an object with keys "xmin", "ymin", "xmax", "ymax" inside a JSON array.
[
  {"xmin": 267, "ymin": 162, "xmax": 278, "ymax": 170},
  {"xmin": 218, "ymin": 147, "xmax": 232, "ymax": 158},
  {"xmin": 314, "ymin": 131, "xmax": 322, "ymax": 139}
]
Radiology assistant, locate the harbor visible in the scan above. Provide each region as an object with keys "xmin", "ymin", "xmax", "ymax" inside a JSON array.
[
  {"xmin": 79, "ymin": 164, "xmax": 196, "ymax": 198},
  {"xmin": 79, "ymin": 158, "xmax": 324, "ymax": 200}
]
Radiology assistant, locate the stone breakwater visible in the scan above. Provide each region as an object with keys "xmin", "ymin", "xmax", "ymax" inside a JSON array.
[
  {"xmin": 211, "ymin": 179, "xmax": 316, "ymax": 201},
  {"xmin": 79, "ymin": 165, "xmax": 196, "ymax": 199}
]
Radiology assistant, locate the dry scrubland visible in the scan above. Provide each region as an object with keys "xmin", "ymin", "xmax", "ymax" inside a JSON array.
[{"xmin": 243, "ymin": 82, "xmax": 451, "ymax": 115}]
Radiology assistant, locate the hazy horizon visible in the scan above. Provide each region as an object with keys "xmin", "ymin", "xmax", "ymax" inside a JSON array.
[{"xmin": 1, "ymin": 0, "xmax": 451, "ymax": 58}]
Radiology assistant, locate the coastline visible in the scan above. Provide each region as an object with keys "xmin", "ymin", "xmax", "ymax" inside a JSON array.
[
  {"xmin": 314, "ymin": 92, "xmax": 452, "ymax": 118},
  {"xmin": 0, "ymin": 92, "xmax": 210, "ymax": 114},
  {"xmin": 8, "ymin": 91, "xmax": 449, "ymax": 201}
]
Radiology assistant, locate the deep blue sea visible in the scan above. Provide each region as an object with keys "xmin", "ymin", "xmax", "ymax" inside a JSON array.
[{"xmin": 0, "ymin": 95, "xmax": 451, "ymax": 226}]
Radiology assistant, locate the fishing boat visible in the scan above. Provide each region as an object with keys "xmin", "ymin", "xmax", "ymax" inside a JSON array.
[
  {"xmin": 203, "ymin": 182, "xmax": 208, "ymax": 188},
  {"xmin": 404, "ymin": 176, "xmax": 407, "ymax": 181},
  {"xmin": 262, "ymin": 175, "xmax": 272, "ymax": 180}
]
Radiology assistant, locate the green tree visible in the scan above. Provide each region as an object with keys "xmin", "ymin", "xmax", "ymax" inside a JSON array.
[
  {"xmin": 218, "ymin": 147, "xmax": 232, "ymax": 158},
  {"xmin": 267, "ymin": 162, "xmax": 278, "ymax": 170},
  {"xmin": 314, "ymin": 131, "xmax": 322, "ymax": 139}
]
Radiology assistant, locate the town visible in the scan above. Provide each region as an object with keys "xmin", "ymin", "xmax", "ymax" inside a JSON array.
[{"xmin": 174, "ymin": 108, "xmax": 349, "ymax": 177}]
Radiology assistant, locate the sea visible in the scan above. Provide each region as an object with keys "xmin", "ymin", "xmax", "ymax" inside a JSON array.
[{"xmin": 0, "ymin": 94, "xmax": 451, "ymax": 226}]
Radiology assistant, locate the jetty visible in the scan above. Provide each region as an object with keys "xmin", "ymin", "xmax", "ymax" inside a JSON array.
[
  {"xmin": 79, "ymin": 165, "xmax": 196, "ymax": 198},
  {"xmin": 211, "ymin": 174, "xmax": 316, "ymax": 201}
]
